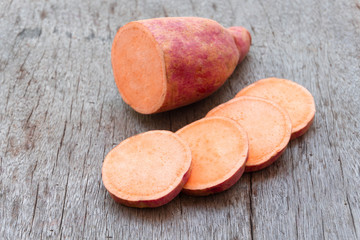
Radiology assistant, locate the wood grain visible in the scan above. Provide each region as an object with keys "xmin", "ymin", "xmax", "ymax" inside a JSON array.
[{"xmin": 0, "ymin": 0, "xmax": 359, "ymax": 239}]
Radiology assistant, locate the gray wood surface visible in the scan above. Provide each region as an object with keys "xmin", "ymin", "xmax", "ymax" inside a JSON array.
[{"xmin": 1, "ymin": 0, "xmax": 359, "ymax": 239}]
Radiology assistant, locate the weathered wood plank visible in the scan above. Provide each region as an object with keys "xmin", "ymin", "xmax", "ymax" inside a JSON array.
[{"xmin": 0, "ymin": 0, "xmax": 359, "ymax": 239}]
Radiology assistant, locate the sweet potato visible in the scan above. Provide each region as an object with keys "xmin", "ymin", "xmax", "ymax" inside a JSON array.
[
  {"xmin": 111, "ymin": 17, "xmax": 251, "ymax": 114},
  {"xmin": 207, "ymin": 96, "xmax": 292, "ymax": 172},
  {"xmin": 176, "ymin": 117, "xmax": 248, "ymax": 196},
  {"xmin": 102, "ymin": 130, "xmax": 192, "ymax": 208},
  {"xmin": 235, "ymin": 78, "xmax": 315, "ymax": 139}
]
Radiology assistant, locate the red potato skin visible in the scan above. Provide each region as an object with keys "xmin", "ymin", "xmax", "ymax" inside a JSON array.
[
  {"xmin": 227, "ymin": 27, "xmax": 252, "ymax": 62},
  {"xmin": 182, "ymin": 158, "xmax": 246, "ymax": 196},
  {"xmin": 137, "ymin": 17, "xmax": 251, "ymax": 112},
  {"xmin": 245, "ymin": 147, "xmax": 286, "ymax": 172},
  {"xmin": 109, "ymin": 165, "xmax": 192, "ymax": 208},
  {"xmin": 291, "ymin": 115, "xmax": 315, "ymax": 140}
]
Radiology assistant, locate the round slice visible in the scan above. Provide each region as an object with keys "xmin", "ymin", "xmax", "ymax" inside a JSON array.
[
  {"xmin": 102, "ymin": 130, "xmax": 191, "ymax": 208},
  {"xmin": 176, "ymin": 117, "xmax": 248, "ymax": 196},
  {"xmin": 207, "ymin": 96, "xmax": 292, "ymax": 172},
  {"xmin": 235, "ymin": 78, "xmax": 315, "ymax": 139}
]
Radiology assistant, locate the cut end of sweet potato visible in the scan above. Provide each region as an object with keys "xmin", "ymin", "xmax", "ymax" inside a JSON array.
[
  {"xmin": 207, "ymin": 96, "xmax": 292, "ymax": 172},
  {"xmin": 235, "ymin": 78, "xmax": 315, "ymax": 139},
  {"xmin": 227, "ymin": 26, "xmax": 251, "ymax": 62},
  {"xmin": 111, "ymin": 22, "xmax": 167, "ymax": 114},
  {"xmin": 176, "ymin": 117, "xmax": 248, "ymax": 196},
  {"xmin": 102, "ymin": 130, "xmax": 191, "ymax": 208}
]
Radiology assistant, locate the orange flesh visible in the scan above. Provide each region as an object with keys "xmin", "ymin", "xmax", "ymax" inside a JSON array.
[
  {"xmin": 102, "ymin": 131, "xmax": 191, "ymax": 201},
  {"xmin": 236, "ymin": 78, "xmax": 315, "ymax": 137},
  {"xmin": 111, "ymin": 22, "xmax": 166, "ymax": 114},
  {"xmin": 176, "ymin": 117, "xmax": 248, "ymax": 190},
  {"xmin": 207, "ymin": 97, "xmax": 292, "ymax": 168}
]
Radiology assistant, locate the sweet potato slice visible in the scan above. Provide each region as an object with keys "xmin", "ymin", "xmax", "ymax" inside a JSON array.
[
  {"xmin": 207, "ymin": 96, "xmax": 292, "ymax": 172},
  {"xmin": 176, "ymin": 117, "xmax": 248, "ymax": 196},
  {"xmin": 235, "ymin": 78, "xmax": 315, "ymax": 139},
  {"xmin": 102, "ymin": 130, "xmax": 192, "ymax": 208}
]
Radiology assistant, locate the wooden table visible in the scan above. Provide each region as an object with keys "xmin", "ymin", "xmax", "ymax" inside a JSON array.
[{"xmin": 1, "ymin": 0, "xmax": 359, "ymax": 239}]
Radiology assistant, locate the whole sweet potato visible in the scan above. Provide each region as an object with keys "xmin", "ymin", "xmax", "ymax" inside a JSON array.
[{"xmin": 112, "ymin": 17, "xmax": 251, "ymax": 114}]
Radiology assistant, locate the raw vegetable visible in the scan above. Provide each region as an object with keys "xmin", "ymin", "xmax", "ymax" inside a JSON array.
[
  {"xmin": 102, "ymin": 130, "xmax": 192, "ymax": 208},
  {"xmin": 207, "ymin": 96, "xmax": 292, "ymax": 172},
  {"xmin": 235, "ymin": 78, "xmax": 315, "ymax": 139},
  {"xmin": 176, "ymin": 117, "xmax": 248, "ymax": 196},
  {"xmin": 111, "ymin": 17, "xmax": 251, "ymax": 114}
]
